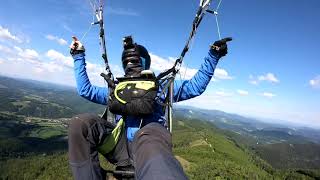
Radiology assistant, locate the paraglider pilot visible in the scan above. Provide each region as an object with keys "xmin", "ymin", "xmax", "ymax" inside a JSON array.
[{"xmin": 68, "ymin": 36, "xmax": 232, "ymax": 180}]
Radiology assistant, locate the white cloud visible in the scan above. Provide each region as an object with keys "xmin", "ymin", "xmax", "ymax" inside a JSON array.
[
  {"xmin": 237, "ymin": 89, "xmax": 249, "ymax": 96},
  {"xmin": 86, "ymin": 62, "xmax": 99, "ymax": 71},
  {"xmin": 63, "ymin": 24, "xmax": 74, "ymax": 33},
  {"xmin": 46, "ymin": 49, "xmax": 73, "ymax": 67},
  {"xmin": 0, "ymin": 45, "xmax": 41, "ymax": 65},
  {"xmin": 22, "ymin": 49, "xmax": 39, "ymax": 60},
  {"xmin": 260, "ymin": 92, "xmax": 276, "ymax": 98},
  {"xmin": 46, "ymin": 35, "xmax": 55, "ymax": 40},
  {"xmin": 214, "ymin": 68, "xmax": 233, "ymax": 80},
  {"xmin": 110, "ymin": 64, "xmax": 125, "ymax": 78},
  {"xmin": 0, "ymin": 26, "xmax": 23, "ymax": 43},
  {"xmin": 215, "ymin": 91, "xmax": 233, "ymax": 97},
  {"xmin": 0, "ymin": 44, "xmax": 14, "ymax": 54},
  {"xmin": 149, "ymin": 53, "xmax": 175, "ymax": 71},
  {"xmin": 258, "ymin": 73, "xmax": 279, "ymax": 83},
  {"xmin": 106, "ymin": 7, "xmax": 139, "ymax": 16},
  {"xmin": 42, "ymin": 61, "xmax": 64, "ymax": 73},
  {"xmin": 150, "ymin": 53, "xmax": 232, "ymax": 81},
  {"xmin": 2, "ymin": 45, "xmax": 70, "ymax": 75},
  {"xmin": 45, "ymin": 34, "xmax": 68, "ymax": 46},
  {"xmin": 14, "ymin": 46, "xmax": 22, "ymax": 52},
  {"xmin": 179, "ymin": 67, "xmax": 198, "ymax": 80},
  {"xmin": 58, "ymin": 39, "xmax": 68, "ymax": 45},
  {"xmin": 150, "ymin": 53, "xmax": 198, "ymax": 80},
  {"xmin": 0, "ymin": 45, "xmax": 39, "ymax": 62},
  {"xmin": 14, "ymin": 46, "xmax": 39, "ymax": 60},
  {"xmin": 309, "ymin": 75, "xmax": 320, "ymax": 89},
  {"xmin": 0, "ymin": 45, "xmax": 91, "ymax": 86},
  {"xmin": 249, "ymin": 73, "xmax": 279, "ymax": 85},
  {"xmin": 44, "ymin": 49, "xmax": 115, "ymax": 86},
  {"xmin": 178, "ymin": 90, "xmax": 235, "ymax": 111},
  {"xmin": 32, "ymin": 66, "xmax": 44, "ymax": 73},
  {"xmin": 249, "ymin": 75, "xmax": 257, "ymax": 85},
  {"xmin": 249, "ymin": 80, "xmax": 258, "ymax": 85}
]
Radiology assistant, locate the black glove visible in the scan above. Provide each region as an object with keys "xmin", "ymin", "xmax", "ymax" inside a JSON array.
[
  {"xmin": 211, "ymin": 37, "xmax": 232, "ymax": 58},
  {"xmin": 70, "ymin": 36, "xmax": 85, "ymax": 56}
]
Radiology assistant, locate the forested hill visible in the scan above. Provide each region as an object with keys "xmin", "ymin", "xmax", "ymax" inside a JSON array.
[
  {"xmin": 0, "ymin": 76, "xmax": 105, "ymax": 118},
  {"xmin": 175, "ymin": 107, "xmax": 320, "ymax": 170}
]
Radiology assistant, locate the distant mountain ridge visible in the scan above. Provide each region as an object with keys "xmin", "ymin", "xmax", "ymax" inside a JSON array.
[
  {"xmin": 174, "ymin": 106, "xmax": 320, "ymax": 144},
  {"xmin": 174, "ymin": 107, "xmax": 320, "ymax": 169}
]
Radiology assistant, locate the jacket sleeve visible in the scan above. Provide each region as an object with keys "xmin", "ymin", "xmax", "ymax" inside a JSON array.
[
  {"xmin": 73, "ymin": 53, "xmax": 108, "ymax": 105},
  {"xmin": 173, "ymin": 49, "xmax": 220, "ymax": 102}
]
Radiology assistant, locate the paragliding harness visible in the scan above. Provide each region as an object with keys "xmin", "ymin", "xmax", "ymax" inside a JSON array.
[
  {"xmin": 108, "ymin": 74, "xmax": 158, "ymax": 117},
  {"xmin": 86, "ymin": 0, "xmax": 223, "ymax": 178},
  {"xmin": 98, "ymin": 38, "xmax": 159, "ymax": 179}
]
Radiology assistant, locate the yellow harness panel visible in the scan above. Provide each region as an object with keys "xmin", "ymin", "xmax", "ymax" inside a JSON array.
[{"xmin": 114, "ymin": 81, "xmax": 156, "ymax": 104}]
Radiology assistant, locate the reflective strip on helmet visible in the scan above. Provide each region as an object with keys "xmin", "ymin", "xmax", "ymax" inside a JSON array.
[{"xmin": 97, "ymin": 118, "xmax": 125, "ymax": 155}]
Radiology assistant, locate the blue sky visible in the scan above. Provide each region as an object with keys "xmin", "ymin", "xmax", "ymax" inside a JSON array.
[{"xmin": 0, "ymin": 0, "xmax": 319, "ymax": 128}]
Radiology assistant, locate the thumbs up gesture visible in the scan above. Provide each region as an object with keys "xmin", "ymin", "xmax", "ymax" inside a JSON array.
[{"xmin": 70, "ymin": 36, "xmax": 85, "ymax": 56}]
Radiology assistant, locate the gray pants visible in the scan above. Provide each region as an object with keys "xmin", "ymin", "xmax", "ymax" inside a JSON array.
[{"xmin": 68, "ymin": 113, "xmax": 188, "ymax": 180}]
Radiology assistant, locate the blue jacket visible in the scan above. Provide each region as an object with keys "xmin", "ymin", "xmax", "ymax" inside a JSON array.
[{"xmin": 73, "ymin": 50, "xmax": 220, "ymax": 141}]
